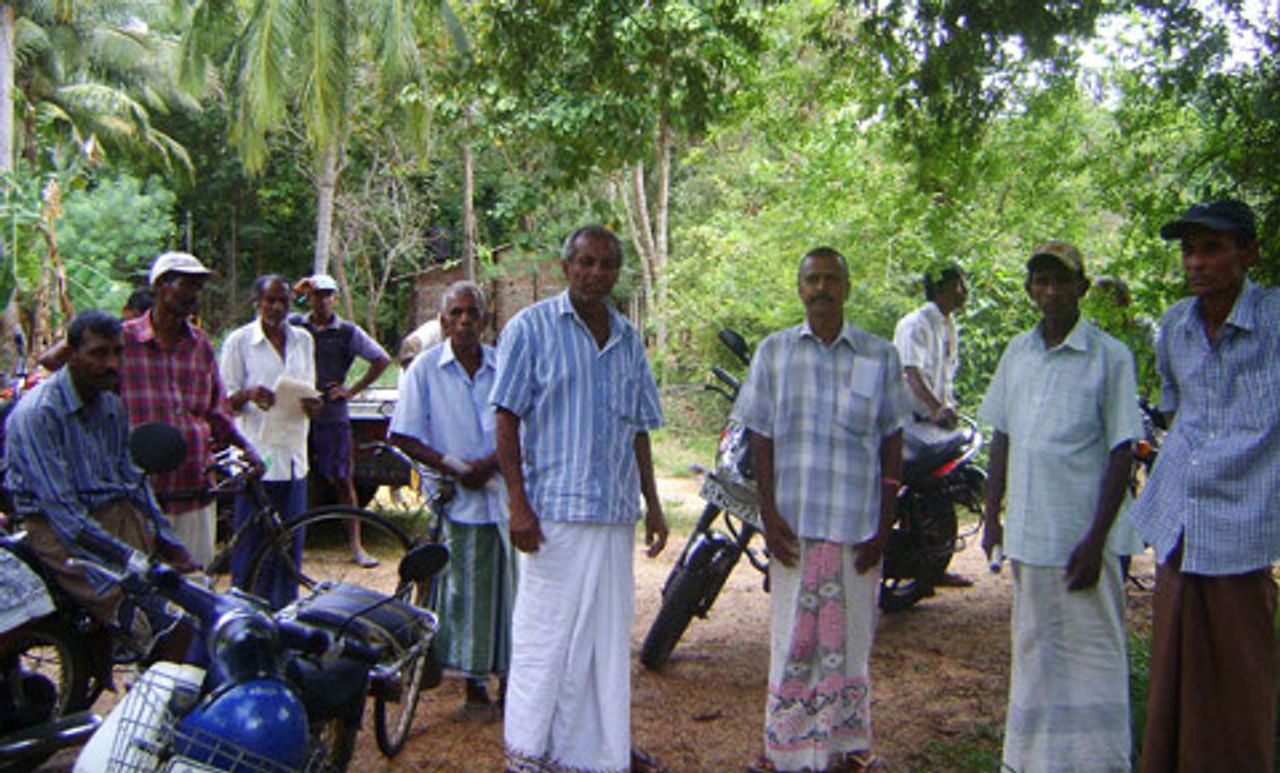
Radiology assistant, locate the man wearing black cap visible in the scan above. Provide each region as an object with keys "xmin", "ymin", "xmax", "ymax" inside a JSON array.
[
  {"xmin": 981, "ymin": 241, "xmax": 1143, "ymax": 771},
  {"xmin": 1128, "ymin": 199, "xmax": 1280, "ymax": 772}
]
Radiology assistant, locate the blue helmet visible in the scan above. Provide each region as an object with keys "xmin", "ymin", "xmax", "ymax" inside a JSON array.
[{"xmin": 174, "ymin": 680, "xmax": 310, "ymax": 771}]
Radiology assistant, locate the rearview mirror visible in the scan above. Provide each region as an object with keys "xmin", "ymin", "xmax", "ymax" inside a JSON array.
[
  {"xmin": 399, "ymin": 542, "xmax": 449, "ymax": 584},
  {"xmin": 129, "ymin": 421, "xmax": 188, "ymax": 475},
  {"xmin": 718, "ymin": 328, "xmax": 750, "ymax": 366}
]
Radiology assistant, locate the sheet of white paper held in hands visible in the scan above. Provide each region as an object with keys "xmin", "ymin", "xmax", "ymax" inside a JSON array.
[{"xmin": 258, "ymin": 375, "xmax": 320, "ymax": 447}]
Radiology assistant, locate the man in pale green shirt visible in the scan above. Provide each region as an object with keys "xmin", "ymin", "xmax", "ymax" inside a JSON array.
[{"xmin": 980, "ymin": 241, "xmax": 1143, "ymax": 772}]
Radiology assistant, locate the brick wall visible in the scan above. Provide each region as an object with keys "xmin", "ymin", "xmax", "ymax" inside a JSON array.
[{"xmin": 407, "ymin": 256, "xmax": 566, "ymax": 344}]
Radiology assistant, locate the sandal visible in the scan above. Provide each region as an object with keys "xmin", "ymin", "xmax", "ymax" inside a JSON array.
[
  {"xmin": 746, "ymin": 755, "xmax": 777, "ymax": 773},
  {"xmin": 838, "ymin": 751, "xmax": 887, "ymax": 771},
  {"xmin": 631, "ymin": 747, "xmax": 665, "ymax": 773}
]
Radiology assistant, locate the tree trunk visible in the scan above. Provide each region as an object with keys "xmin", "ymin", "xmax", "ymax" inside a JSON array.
[
  {"xmin": 0, "ymin": 3, "xmax": 13, "ymax": 174},
  {"xmin": 462, "ymin": 106, "xmax": 477, "ymax": 280},
  {"xmin": 0, "ymin": 4, "xmax": 17, "ymax": 378},
  {"xmin": 313, "ymin": 144, "xmax": 339, "ymax": 276},
  {"xmin": 652, "ymin": 121, "xmax": 672, "ymax": 354}
]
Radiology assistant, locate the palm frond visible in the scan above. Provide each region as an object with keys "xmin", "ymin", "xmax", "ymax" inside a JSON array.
[
  {"xmin": 298, "ymin": 0, "xmax": 348, "ymax": 153},
  {"xmin": 232, "ymin": 0, "xmax": 299, "ymax": 171}
]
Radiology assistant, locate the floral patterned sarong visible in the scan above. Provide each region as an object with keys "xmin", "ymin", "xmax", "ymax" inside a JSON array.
[{"xmin": 765, "ymin": 540, "xmax": 877, "ymax": 771}]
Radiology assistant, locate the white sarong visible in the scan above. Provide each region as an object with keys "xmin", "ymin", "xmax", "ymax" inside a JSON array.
[
  {"xmin": 1003, "ymin": 559, "xmax": 1130, "ymax": 772},
  {"xmin": 765, "ymin": 541, "xmax": 878, "ymax": 771},
  {"xmin": 504, "ymin": 521, "xmax": 634, "ymax": 773}
]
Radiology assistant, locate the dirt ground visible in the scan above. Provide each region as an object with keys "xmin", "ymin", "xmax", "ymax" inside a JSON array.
[{"xmin": 47, "ymin": 476, "xmax": 1157, "ymax": 772}]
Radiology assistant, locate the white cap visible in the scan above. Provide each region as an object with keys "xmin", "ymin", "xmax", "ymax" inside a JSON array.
[
  {"xmin": 309, "ymin": 274, "xmax": 338, "ymax": 292},
  {"xmin": 149, "ymin": 251, "xmax": 211, "ymax": 286}
]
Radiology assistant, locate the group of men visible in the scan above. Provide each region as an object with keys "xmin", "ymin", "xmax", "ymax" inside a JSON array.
[
  {"xmin": 889, "ymin": 200, "xmax": 1273, "ymax": 773},
  {"xmin": 4, "ymin": 253, "xmax": 391, "ymax": 640},
  {"xmin": 2, "ymin": 197, "xmax": 1275, "ymax": 773}
]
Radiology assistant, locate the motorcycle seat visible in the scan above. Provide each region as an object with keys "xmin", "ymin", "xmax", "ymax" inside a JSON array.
[{"xmin": 901, "ymin": 424, "xmax": 969, "ymax": 483}]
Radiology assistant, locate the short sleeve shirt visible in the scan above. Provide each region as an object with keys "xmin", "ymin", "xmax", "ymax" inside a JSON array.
[
  {"xmin": 489, "ymin": 292, "xmax": 663, "ymax": 525},
  {"xmin": 120, "ymin": 312, "xmax": 241, "ymax": 513},
  {"xmin": 731, "ymin": 322, "xmax": 909, "ymax": 546},
  {"xmin": 219, "ymin": 319, "xmax": 316, "ymax": 481},
  {"xmin": 391, "ymin": 340, "xmax": 505, "ymax": 525},
  {"xmin": 893, "ymin": 301, "xmax": 958, "ymax": 417},
  {"xmin": 1128, "ymin": 282, "xmax": 1280, "ymax": 575},
  {"xmin": 980, "ymin": 318, "xmax": 1143, "ymax": 567}
]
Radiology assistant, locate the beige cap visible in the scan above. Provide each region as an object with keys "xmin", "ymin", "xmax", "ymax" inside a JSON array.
[
  {"xmin": 149, "ymin": 251, "xmax": 211, "ymax": 286},
  {"xmin": 1027, "ymin": 241, "xmax": 1085, "ymax": 275}
]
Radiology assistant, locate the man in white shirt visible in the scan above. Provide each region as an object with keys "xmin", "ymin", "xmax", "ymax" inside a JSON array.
[
  {"xmin": 220, "ymin": 275, "xmax": 320, "ymax": 607},
  {"xmin": 893, "ymin": 264, "xmax": 966, "ymax": 428},
  {"xmin": 894, "ymin": 264, "xmax": 971, "ymax": 587}
]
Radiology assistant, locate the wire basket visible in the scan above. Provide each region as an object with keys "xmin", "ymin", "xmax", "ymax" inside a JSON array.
[{"xmin": 106, "ymin": 664, "xmax": 334, "ymax": 773}]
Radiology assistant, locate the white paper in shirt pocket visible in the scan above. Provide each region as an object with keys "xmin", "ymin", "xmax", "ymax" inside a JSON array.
[{"xmin": 848, "ymin": 355, "xmax": 882, "ymax": 398}]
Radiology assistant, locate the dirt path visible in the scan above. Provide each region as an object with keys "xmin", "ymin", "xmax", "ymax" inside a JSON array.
[
  {"xmin": 352, "ymin": 475, "xmax": 1155, "ymax": 771},
  {"xmin": 50, "ymin": 476, "xmax": 1156, "ymax": 771}
]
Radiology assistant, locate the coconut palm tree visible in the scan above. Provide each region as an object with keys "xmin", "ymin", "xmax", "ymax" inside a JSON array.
[{"xmin": 184, "ymin": 0, "xmax": 433, "ymax": 276}]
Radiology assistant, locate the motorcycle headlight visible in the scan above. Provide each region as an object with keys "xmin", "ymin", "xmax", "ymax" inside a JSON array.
[{"xmin": 209, "ymin": 610, "xmax": 281, "ymax": 684}]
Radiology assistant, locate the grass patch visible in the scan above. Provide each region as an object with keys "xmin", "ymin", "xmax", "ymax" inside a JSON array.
[{"xmin": 913, "ymin": 722, "xmax": 1003, "ymax": 772}]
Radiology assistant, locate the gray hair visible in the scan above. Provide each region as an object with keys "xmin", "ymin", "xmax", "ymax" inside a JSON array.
[
  {"xmin": 561, "ymin": 225, "xmax": 623, "ymax": 267},
  {"xmin": 439, "ymin": 280, "xmax": 488, "ymax": 314}
]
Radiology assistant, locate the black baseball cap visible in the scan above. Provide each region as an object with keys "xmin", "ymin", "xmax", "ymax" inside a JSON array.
[{"xmin": 1159, "ymin": 200, "xmax": 1257, "ymax": 241}]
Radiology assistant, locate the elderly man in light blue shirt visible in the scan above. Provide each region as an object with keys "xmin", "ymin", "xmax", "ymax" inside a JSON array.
[
  {"xmin": 491, "ymin": 225, "xmax": 667, "ymax": 773},
  {"xmin": 733, "ymin": 247, "xmax": 907, "ymax": 773},
  {"xmin": 1127, "ymin": 200, "xmax": 1280, "ymax": 772},
  {"xmin": 981, "ymin": 241, "xmax": 1142, "ymax": 773},
  {"xmin": 390, "ymin": 280, "xmax": 510, "ymax": 716}
]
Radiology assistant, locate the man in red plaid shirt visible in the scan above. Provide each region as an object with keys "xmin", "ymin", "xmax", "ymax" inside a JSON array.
[{"xmin": 119, "ymin": 252, "xmax": 261, "ymax": 567}]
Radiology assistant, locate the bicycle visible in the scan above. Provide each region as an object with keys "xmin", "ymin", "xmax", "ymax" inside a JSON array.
[
  {"xmin": 346, "ymin": 440, "xmax": 455, "ymax": 756},
  {"xmin": 202, "ymin": 443, "xmax": 449, "ymax": 759}
]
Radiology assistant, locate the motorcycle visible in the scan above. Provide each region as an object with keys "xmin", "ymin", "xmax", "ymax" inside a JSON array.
[
  {"xmin": 640, "ymin": 328, "xmax": 988, "ymax": 670},
  {"xmin": 0, "ymin": 422, "xmax": 190, "ymax": 772},
  {"xmin": 880, "ymin": 419, "xmax": 986, "ymax": 612},
  {"xmin": 70, "ymin": 532, "xmax": 446, "ymax": 772}
]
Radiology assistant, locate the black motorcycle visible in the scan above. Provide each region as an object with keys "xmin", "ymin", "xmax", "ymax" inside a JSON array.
[
  {"xmin": 640, "ymin": 329, "xmax": 988, "ymax": 671},
  {"xmin": 880, "ymin": 420, "xmax": 986, "ymax": 612}
]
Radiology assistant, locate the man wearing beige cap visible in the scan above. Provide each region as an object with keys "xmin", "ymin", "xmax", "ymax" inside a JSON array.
[
  {"xmin": 119, "ymin": 252, "xmax": 261, "ymax": 567},
  {"xmin": 980, "ymin": 241, "xmax": 1143, "ymax": 771}
]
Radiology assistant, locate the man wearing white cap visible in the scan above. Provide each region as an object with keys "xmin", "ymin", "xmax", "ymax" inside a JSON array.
[
  {"xmin": 291, "ymin": 274, "xmax": 391, "ymax": 567},
  {"xmin": 118, "ymin": 252, "xmax": 262, "ymax": 567}
]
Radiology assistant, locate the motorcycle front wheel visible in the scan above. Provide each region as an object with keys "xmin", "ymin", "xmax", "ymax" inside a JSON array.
[
  {"xmin": 0, "ymin": 617, "xmax": 93, "ymax": 772},
  {"xmin": 879, "ymin": 498, "xmax": 958, "ymax": 613},
  {"xmin": 640, "ymin": 563, "xmax": 713, "ymax": 671},
  {"xmin": 311, "ymin": 716, "xmax": 358, "ymax": 771}
]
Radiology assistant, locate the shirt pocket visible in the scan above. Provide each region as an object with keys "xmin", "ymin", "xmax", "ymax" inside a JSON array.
[
  {"xmin": 1239, "ymin": 358, "xmax": 1279, "ymax": 432},
  {"xmin": 835, "ymin": 389, "xmax": 877, "ymax": 436},
  {"xmin": 611, "ymin": 375, "xmax": 644, "ymax": 427}
]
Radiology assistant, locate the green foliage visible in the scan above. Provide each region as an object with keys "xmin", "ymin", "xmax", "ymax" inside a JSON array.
[
  {"xmin": 1129, "ymin": 629, "xmax": 1151, "ymax": 765},
  {"xmin": 476, "ymin": 0, "xmax": 765, "ymax": 180},
  {"xmin": 56, "ymin": 172, "xmax": 176, "ymax": 309},
  {"xmin": 912, "ymin": 722, "xmax": 1003, "ymax": 771}
]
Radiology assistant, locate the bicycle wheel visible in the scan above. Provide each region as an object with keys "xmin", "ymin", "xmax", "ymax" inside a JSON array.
[
  {"xmin": 245, "ymin": 506, "xmax": 414, "ymax": 602},
  {"xmin": 372, "ymin": 576, "xmax": 431, "ymax": 757}
]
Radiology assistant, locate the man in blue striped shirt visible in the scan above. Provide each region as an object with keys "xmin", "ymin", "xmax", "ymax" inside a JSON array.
[
  {"xmin": 1129, "ymin": 200, "xmax": 1280, "ymax": 772},
  {"xmin": 493, "ymin": 225, "xmax": 667, "ymax": 773},
  {"xmin": 5, "ymin": 310, "xmax": 197, "ymax": 644}
]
